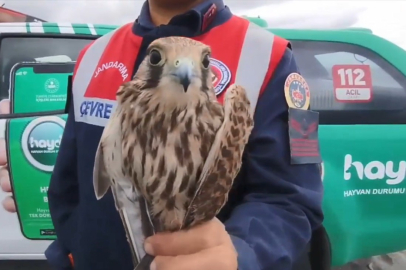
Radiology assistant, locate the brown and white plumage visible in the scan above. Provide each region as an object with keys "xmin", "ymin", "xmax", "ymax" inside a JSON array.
[{"xmin": 93, "ymin": 37, "xmax": 254, "ymax": 269}]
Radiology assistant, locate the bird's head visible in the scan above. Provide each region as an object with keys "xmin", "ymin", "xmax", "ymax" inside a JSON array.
[{"xmin": 134, "ymin": 37, "xmax": 215, "ymax": 108}]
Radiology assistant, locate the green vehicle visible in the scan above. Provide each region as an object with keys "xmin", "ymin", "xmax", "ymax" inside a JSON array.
[{"xmin": 0, "ymin": 19, "xmax": 405, "ymax": 268}]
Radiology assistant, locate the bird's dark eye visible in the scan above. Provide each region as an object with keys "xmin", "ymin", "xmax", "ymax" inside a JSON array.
[
  {"xmin": 202, "ymin": 54, "xmax": 210, "ymax": 69},
  {"xmin": 149, "ymin": 49, "xmax": 162, "ymax": 66}
]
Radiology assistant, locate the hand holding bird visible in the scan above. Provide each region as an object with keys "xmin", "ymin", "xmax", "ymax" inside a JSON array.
[{"xmin": 144, "ymin": 218, "xmax": 237, "ymax": 270}]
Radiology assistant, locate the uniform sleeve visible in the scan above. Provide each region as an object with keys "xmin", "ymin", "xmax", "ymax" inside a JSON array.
[
  {"xmin": 224, "ymin": 48, "xmax": 324, "ymax": 270},
  {"xmin": 47, "ymin": 44, "xmax": 91, "ymax": 252}
]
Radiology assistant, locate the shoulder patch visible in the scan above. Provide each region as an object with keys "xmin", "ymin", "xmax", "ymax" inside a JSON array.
[
  {"xmin": 284, "ymin": 73, "xmax": 310, "ymax": 110},
  {"xmin": 288, "ymin": 108, "xmax": 321, "ymax": 164},
  {"xmin": 210, "ymin": 58, "xmax": 231, "ymax": 96}
]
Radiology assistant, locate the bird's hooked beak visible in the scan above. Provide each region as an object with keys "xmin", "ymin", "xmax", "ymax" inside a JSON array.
[{"xmin": 174, "ymin": 58, "xmax": 193, "ymax": 92}]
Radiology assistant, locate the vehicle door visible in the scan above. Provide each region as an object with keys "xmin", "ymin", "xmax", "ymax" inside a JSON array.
[
  {"xmin": 273, "ymin": 28, "xmax": 406, "ymax": 267},
  {"xmin": 0, "ymin": 31, "xmax": 99, "ymax": 260}
]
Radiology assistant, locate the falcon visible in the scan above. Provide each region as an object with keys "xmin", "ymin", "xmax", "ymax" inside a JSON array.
[{"xmin": 93, "ymin": 36, "xmax": 254, "ymax": 269}]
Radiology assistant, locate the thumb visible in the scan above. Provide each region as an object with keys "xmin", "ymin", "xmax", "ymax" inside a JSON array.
[{"xmin": 145, "ymin": 219, "xmax": 224, "ymax": 256}]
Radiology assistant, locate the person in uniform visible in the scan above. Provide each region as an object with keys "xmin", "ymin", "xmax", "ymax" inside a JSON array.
[{"xmin": 0, "ymin": 1, "xmax": 323, "ymax": 269}]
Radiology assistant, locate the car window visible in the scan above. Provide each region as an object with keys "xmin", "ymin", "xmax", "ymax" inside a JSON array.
[
  {"xmin": 314, "ymin": 52, "xmax": 402, "ymax": 88},
  {"xmin": 0, "ymin": 36, "xmax": 95, "ymax": 100},
  {"xmin": 291, "ymin": 41, "xmax": 406, "ymax": 124}
]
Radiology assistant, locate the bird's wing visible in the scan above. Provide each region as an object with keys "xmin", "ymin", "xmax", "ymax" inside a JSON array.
[
  {"xmin": 93, "ymin": 105, "xmax": 129, "ymax": 203},
  {"xmin": 183, "ymin": 84, "xmax": 254, "ymax": 228},
  {"xmin": 92, "ymin": 105, "xmax": 146, "ymax": 267},
  {"xmin": 93, "ymin": 134, "xmax": 112, "ymax": 200}
]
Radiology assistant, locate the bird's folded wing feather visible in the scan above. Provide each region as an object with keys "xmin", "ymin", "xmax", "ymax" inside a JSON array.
[
  {"xmin": 93, "ymin": 106, "xmax": 149, "ymax": 267},
  {"xmin": 93, "ymin": 139, "xmax": 111, "ymax": 200},
  {"xmin": 183, "ymin": 84, "xmax": 254, "ymax": 228},
  {"xmin": 112, "ymin": 183, "xmax": 145, "ymax": 264}
]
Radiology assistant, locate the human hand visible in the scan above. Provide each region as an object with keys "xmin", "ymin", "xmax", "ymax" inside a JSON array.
[
  {"xmin": 0, "ymin": 98, "xmax": 10, "ymax": 114},
  {"xmin": 144, "ymin": 218, "xmax": 238, "ymax": 270},
  {"xmin": 0, "ymin": 99, "xmax": 15, "ymax": 213}
]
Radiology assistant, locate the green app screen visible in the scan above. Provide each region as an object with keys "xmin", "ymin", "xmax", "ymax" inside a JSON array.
[
  {"xmin": 12, "ymin": 66, "xmax": 72, "ymax": 113},
  {"xmin": 7, "ymin": 114, "xmax": 67, "ymax": 240}
]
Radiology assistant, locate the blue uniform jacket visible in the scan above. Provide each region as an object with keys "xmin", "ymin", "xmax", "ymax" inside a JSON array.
[{"xmin": 46, "ymin": 1, "xmax": 323, "ymax": 269}]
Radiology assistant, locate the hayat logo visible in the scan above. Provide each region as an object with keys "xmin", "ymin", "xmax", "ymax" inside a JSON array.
[
  {"xmin": 94, "ymin": 61, "xmax": 129, "ymax": 81},
  {"xmin": 344, "ymin": 154, "xmax": 406, "ymax": 185},
  {"xmin": 22, "ymin": 116, "xmax": 66, "ymax": 172}
]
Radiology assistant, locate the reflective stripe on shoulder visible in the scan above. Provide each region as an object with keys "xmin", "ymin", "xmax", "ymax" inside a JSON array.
[
  {"xmin": 234, "ymin": 22, "xmax": 274, "ymax": 114},
  {"xmin": 73, "ymin": 29, "xmax": 117, "ymax": 96},
  {"xmin": 259, "ymin": 35, "xmax": 290, "ymax": 97},
  {"xmin": 73, "ymin": 28, "xmax": 118, "ymax": 126}
]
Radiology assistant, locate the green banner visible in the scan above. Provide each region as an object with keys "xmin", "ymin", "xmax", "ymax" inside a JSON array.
[
  {"xmin": 10, "ymin": 63, "xmax": 73, "ymax": 114},
  {"xmin": 6, "ymin": 115, "xmax": 67, "ymax": 240}
]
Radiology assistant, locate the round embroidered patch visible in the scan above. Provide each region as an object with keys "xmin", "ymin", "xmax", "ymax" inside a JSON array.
[
  {"xmin": 210, "ymin": 58, "xmax": 231, "ymax": 96},
  {"xmin": 284, "ymin": 73, "xmax": 310, "ymax": 110}
]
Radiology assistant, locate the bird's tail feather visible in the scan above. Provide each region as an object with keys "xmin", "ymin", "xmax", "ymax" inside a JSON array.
[
  {"xmin": 132, "ymin": 197, "xmax": 157, "ymax": 270},
  {"xmin": 134, "ymin": 254, "xmax": 155, "ymax": 270},
  {"xmin": 139, "ymin": 196, "xmax": 156, "ymax": 237},
  {"xmin": 119, "ymin": 190, "xmax": 157, "ymax": 269},
  {"xmin": 113, "ymin": 183, "xmax": 150, "ymax": 268},
  {"xmin": 119, "ymin": 209, "xmax": 141, "ymax": 266},
  {"xmin": 114, "ymin": 182, "xmax": 157, "ymax": 269}
]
